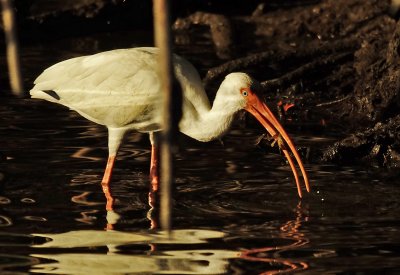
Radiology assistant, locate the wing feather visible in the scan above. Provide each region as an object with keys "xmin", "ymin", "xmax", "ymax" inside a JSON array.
[
  {"xmin": 31, "ymin": 48, "xmax": 162, "ymax": 129},
  {"xmin": 30, "ymin": 47, "xmax": 211, "ymax": 132}
]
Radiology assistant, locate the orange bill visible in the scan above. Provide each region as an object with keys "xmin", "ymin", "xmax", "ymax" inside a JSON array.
[{"xmin": 242, "ymin": 88, "xmax": 310, "ymax": 198}]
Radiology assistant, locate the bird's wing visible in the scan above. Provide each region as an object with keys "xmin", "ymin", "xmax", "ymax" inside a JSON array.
[{"xmin": 31, "ymin": 48, "xmax": 163, "ymax": 129}]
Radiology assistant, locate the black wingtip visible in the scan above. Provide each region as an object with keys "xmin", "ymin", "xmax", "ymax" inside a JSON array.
[{"xmin": 42, "ymin": 90, "xmax": 60, "ymax": 100}]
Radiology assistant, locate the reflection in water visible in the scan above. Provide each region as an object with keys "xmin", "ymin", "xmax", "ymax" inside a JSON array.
[
  {"xmin": 0, "ymin": 196, "xmax": 11, "ymax": 205},
  {"xmin": 68, "ymin": 144, "xmax": 160, "ymax": 230},
  {"xmin": 58, "ymin": 139, "xmax": 312, "ymax": 274},
  {"xmin": 71, "ymin": 191, "xmax": 102, "ymax": 207},
  {"xmin": 27, "ymin": 203, "xmax": 311, "ymax": 275},
  {"xmin": 30, "ymin": 229, "xmax": 233, "ymax": 274},
  {"xmin": 106, "ymin": 210, "xmax": 122, "ymax": 230},
  {"xmin": 71, "ymin": 147, "xmax": 103, "ymax": 162},
  {"xmin": 31, "ymin": 250, "xmax": 238, "ymax": 275},
  {"xmin": 75, "ymin": 209, "xmax": 99, "ymax": 225},
  {"xmin": 0, "ymin": 215, "xmax": 13, "ymax": 226},
  {"xmin": 240, "ymin": 202, "xmax": 309, "ymax": 274},
  {"xmin": 31, "ymin": 229, "xmax": 226, "ymax": 248},
  {"xmin": 0, "ymin": 254, "xmax": 40, "ymax": 271},
  {"xmin": 23, "ymin": 216, "xmax": 47, "ymax": 222}
]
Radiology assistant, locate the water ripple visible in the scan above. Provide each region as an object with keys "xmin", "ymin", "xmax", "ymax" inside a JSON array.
[
  {"xmin": 21, "ymin": 198, "xmax": 36, "ymax": 204},
  {"xmin": 0, "ymin": 196, "xmax": 11, "ymax": 205},
  {"xmin": 0, "ymin": 215, "xmax": 13, "ymax": 227},
  {"xmin": 0, "ymin": 254, "xmax": 40, "ymax": 270},
  {"xmin": 23, "ymin": 216, "xmax": 47, "ymax": 222}
]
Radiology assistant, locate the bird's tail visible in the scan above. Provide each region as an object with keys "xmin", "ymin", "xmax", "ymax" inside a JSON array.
[{"xmin": 30, "ymin": 89, "xmax": 61, "ymax": 103}]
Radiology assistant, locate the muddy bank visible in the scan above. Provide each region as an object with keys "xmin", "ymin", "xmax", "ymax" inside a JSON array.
[
  {"xmin": 322, "ymin": 115, "xmax": 400, "ymax": 168},
  {"xmin": 174, "ymin": 0, "xmax": 400, "ymax": 167},
  {"xmin": 3, "ymin": 0, "xmax": 400, "ymax": 167}
]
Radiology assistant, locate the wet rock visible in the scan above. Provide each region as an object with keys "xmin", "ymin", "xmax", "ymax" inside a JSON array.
[{"xmin": 322, "ymin": 115, "xmax": 400, "ymax": 167}]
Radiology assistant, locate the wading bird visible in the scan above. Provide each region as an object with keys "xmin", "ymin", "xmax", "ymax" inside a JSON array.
[{"xmin": 30, "ymin": 47, "xmax": 310, "ymax": 210}]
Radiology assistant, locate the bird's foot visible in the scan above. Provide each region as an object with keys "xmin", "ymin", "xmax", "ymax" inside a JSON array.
[{"xmin": 269, "ymin": 134, "xmax": 285, "ymax": 150}]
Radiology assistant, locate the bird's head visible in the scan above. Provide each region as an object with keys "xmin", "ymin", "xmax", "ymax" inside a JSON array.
[
  {"xmin": 220, "ymin": 72, "xmax": 310, "ymax": 198},
  {"xmin": 218, "ymin": 72, "xmax": 260, "ymax": 111}
]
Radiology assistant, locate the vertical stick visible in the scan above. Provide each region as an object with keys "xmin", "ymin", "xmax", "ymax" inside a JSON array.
[
  {"xmin": 1, "ymin": 0, "xmax": 24, "ymax": 96},
  {"xmin": 153, "ymin": 0, "xmax": 179, "ymax": 232}
]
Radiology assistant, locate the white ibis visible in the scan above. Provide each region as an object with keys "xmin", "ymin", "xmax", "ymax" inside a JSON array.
[{"xmin": 30, "ymin": 47, "xmax": 310, "ymax": 210}]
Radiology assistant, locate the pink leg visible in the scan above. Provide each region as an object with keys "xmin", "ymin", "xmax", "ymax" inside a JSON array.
[
  {"xmin": 150, "ymin": 144, "xmax": 159, "ymax": 192},
  {"xmin": 148, "ymin": 144, "xmax": 159, "ymax": 208},
  {"xmin": 101, "ymin": 155, "xmax": 116, "ymax": 211}
]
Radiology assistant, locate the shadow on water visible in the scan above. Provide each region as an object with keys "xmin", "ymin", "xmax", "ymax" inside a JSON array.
[{"xmin": 0, "ymin": 30, "xmax": 400, "ymax": 273}]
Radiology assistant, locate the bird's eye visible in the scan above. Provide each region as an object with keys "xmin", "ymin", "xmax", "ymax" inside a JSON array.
[{"xmin": 241, "ymin": 88, "xmax": 249, "ymax": 97}]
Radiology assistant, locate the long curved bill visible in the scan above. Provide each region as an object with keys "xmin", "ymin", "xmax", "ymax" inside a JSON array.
[{"xmin": 243, "ymin": 88, "xmax": 310, "ymax": 198}]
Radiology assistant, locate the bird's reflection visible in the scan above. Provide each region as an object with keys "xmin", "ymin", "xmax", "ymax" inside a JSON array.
[
  {"xmin": 239, "ymin": 201, "xmax": 309, "ymax": 274},
  {"xmin": 71, "ymin": 191, "xmax": 102, "ymax": 207},
  {"xmin": 75, "ymin": 209, "xmax": 99, "ymax": 225},
  {"xmin": 70, "ymin": 144, "xmax": 159, "ymax": 230},
  {"xmin": 71, "ymin": 147, "xmax": 103, "ymax": 162},
  {"xmin": 29, "ymin": 203, "xmax": 310, "ymax": 274},
  {"xmin": 30, "ymin": 229, "xmax": 232, "ymax": 274},
  {"xmin": 68, "ymin": 144, "xmax": 310, "ymax": 273}
]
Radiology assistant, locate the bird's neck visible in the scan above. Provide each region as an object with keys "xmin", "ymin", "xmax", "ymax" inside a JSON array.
[{"xmin": 179, "ymin": 88, "xmax": 237, "ymax": 142}]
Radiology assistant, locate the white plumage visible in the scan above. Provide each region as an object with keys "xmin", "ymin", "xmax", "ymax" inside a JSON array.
[{"xmin": 31, "ymin": 47, "xmax": 310, "ymax": 210}]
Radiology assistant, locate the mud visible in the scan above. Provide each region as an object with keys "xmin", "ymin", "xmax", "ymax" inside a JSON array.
[{"xmin": 173, "ymin": 0, "xmax": 400, "ymax": 166}]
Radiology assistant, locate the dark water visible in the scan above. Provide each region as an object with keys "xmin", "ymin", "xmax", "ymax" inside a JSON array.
[{"xmin": 0, "ymin": 31, "xmax": 400, "ymax": 274}]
